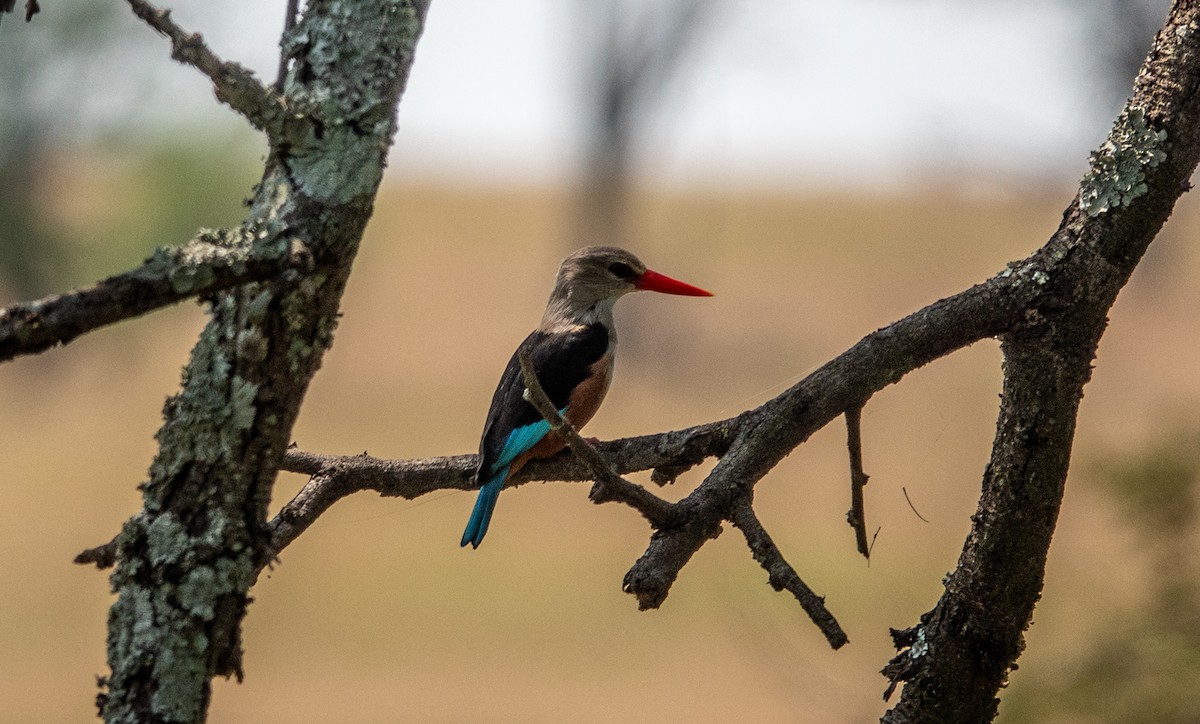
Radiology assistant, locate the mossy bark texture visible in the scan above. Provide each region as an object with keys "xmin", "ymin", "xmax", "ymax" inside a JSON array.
[{"xmin": 99, "ymin": 3, "xmax": 430, "ymax": 722}]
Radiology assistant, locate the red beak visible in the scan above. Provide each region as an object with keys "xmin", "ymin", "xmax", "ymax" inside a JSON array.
[{"xmin": 634, "ymin": 269, "xmax": 713, "ymax": 297}]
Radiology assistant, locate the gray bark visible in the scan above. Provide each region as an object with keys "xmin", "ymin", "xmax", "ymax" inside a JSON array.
[{"xmin": 94, "ymin": 2, "xmax": 431, "ymax": 722}]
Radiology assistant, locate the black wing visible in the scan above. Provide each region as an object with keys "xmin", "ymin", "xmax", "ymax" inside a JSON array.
[{"xmin": 476, "ymin": 323, "xmax": 608, "ymax": 481}]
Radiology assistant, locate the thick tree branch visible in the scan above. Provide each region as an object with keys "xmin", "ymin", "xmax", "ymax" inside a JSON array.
[
  {"xmin": 0, "ymin": 231, "xmax": 311, "ymax": 363},
  {"xmin": 126, "ymin": 0, "xmax": 289, "ymax": 134}
]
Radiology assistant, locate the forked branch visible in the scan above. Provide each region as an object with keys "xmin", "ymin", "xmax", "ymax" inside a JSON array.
[{"xmin": 126, "ymin": 0, "xmax": 289, "ymax": 134}]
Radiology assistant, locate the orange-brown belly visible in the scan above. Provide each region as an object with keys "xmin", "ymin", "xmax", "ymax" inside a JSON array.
[{"xmin": 507, "ymin": 350, "xmax": 614, "ymax": 477}]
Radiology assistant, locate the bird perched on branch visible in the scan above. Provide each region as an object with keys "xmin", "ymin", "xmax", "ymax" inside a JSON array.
[{"xmin": 461, "ymin": 246, "xmax": 712, "ymax": 548}]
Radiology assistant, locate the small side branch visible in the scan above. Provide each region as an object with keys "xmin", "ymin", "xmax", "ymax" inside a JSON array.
[
  {"xmin": 0, "ymin": 234, "xmax": 310, "ymax": 363},
  {"xmin": 126, "ymin": 0, "xmax": 287, "ymax": 134},
  {"xmin": 275, "ymin": 0, "xmax": 301, "ymax": 92},
  {"xmin": 516, "ymin": 350, "xmax": 680, "ymax": 529},
  {"xmin": 75, "ymin": 539, "xmax": 120, "ymax": 570},
  {"xmin": 0, "ymin": 0, "xmax": 38, "ymax": 23},
  {"xmin": 730, "ymin": 494, "xmax": 848, "ymax": 650},
  {"xmin": 845, "ymin": 401, "xmax": 871, "ymax": 559}
]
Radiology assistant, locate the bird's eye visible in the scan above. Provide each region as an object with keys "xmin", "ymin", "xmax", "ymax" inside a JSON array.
[{"xmin": 608, "ymin": 262, "xmax": 635, "ymax": 280}]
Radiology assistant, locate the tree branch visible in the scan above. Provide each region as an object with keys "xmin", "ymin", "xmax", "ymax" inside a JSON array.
[
  {"xmin": 272, "ymin": 265, "xmax": 1032, "ymax": 605},
  {"xmin": 125, "ymin": 0, "xmax": 289, "ymax": 134},
  {"xmin": 844, "ymin": 400, "xmax": 871, "ymax": 559},
  {"xmin": 516, "ymin": 349, "xmax": 681, "ymax": 529},
  {"xmin": 0, "ymin": 231, "xmax": 311, "ymax": 363},
  {"xmin": 729, "ymin": 492, "xmax": 848, "ymax": 650}
]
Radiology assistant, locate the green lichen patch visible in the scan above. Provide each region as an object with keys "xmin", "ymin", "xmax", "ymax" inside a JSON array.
[
  {"xmin": 146, "ymin": 513, "xmax": 190, "ymax": 567},
  {"xmin": 287, "ymin": 124, "xmax": 386, "ymax": 204},
  {"xmin": 228, "ymin": 375, "xmax": 260, "ymax": 432},
  {"xmin": 176, "ymin": 554, "xmax": 255, "ymax": 622},
  {"xmin": 1080, "ymin": 106, "xmax": 1167, "ymax": 217}
]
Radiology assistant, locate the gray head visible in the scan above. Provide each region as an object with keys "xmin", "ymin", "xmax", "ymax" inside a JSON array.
[{"xmin": 540, "ymin": 246, "xmax": 711, "ymax": 330}]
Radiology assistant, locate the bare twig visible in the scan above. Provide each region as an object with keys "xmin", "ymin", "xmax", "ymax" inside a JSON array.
[
  {"xmin": 276, "ymin": 259, "xmax": 1036, "ymax": 610},
  {"xmin": 730, "ymin": 493, "xmax": 848, "ymax": 649},
  {"xmin": 902, "ymin": 487, "xmax": 929, "ymax": 523},
  {"xmin": 0, "ymin": 234, "xmax": 310, "ymax": 363},
  {"xmin": 125, "ymin": 0, "xmax": 287, "ymax": 134},
  {"xmin": 516, "ymin": 349, "xmax": 680, "ymax": 529},
  {"xmin": 845, "ymin": 401, "xmax": 871, "ymax": 559},
  {"xmin": 275, "ymin": 0, "xmax": 301, "ymax": 92}
]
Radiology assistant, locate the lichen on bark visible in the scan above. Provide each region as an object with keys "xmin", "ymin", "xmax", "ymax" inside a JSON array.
[{"xmin": 98, "ymin": 2, "xmax": 431, "ymax": 722}]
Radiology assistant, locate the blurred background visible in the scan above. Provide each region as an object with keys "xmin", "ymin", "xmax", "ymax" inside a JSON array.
[{"xmin": 2, "ymin": 1, "xmax": 1199, "ymax": 721}]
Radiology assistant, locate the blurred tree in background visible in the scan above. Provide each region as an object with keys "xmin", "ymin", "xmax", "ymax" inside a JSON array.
[
  {"xmin": 1087, "ymin": 0, "xmax": 1173, "ymax": 108},
  {"xmin": 572, "ymin": 0, "xmax": 720, "ymax": 249},
  {"xmin": 0, "ymin": 4, "xmax": 258, "ymax": 301},
  {"xmin": 0, "ymin": 4, "xmax": 118, "ymax": 297}
]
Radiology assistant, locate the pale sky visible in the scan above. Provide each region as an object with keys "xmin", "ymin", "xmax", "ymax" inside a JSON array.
[{"xmin": 45, "ymin": 0, "xmax": 1140, "ymax": 188}]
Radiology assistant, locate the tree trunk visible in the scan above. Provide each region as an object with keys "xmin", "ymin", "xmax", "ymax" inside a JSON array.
[{"xmin": 97, "ymin": 2, "xmax": 430, "ymax": 722}]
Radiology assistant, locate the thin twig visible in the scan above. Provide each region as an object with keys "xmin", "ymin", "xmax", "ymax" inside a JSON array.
[
  {"xmin": 730, "ymin": 493, "xmax": 848, "ymax": 649},
  {"xmin": 275, "ymin": 0, "xmax": 301, "ymax": 92},
  {"xmin": 845, "ymin": 401, "xmax": 871, "ymax": 559},
  {"xmin": 516, "ymin": 349, "xmax": 680, "ymax": 529},
  {"xmin": 902, "ymin": 486, "xmax": 929, "ymax": 523},
  {"xmin": 262, "ymin": 424, "xmax": 729, "ymax": 568},
  {"xmin": 125, "ymin": 0, "xmax": 286, "ymax": 134}
]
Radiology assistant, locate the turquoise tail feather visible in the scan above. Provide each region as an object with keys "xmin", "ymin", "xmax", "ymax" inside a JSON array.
[
  {"xmin": 461, "ymin": 413, "xmax": 563, "ymax": 549},
  {"xmin": 461, "ymin": 465, "xmax": 509, "ymax": 548}
]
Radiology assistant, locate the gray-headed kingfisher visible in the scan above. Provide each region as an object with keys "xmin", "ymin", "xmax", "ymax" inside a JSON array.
[{"xmin": 461, "ymin": 246, "xmax": 712, "ymax": 548}]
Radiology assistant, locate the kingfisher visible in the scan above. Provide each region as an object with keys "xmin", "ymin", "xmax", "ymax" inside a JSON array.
[{"xmin": 460, "ymin": 246, "xmax": 712, "ymax": 548}]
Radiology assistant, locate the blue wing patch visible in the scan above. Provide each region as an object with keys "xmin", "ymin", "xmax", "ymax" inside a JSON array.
[{"xmin": 490, "ymin": 407, "xmax": 567, "ymax": 474}]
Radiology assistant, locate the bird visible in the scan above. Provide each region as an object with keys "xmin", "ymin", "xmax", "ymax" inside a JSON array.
[{"xmin": 460, "ymin": 246, "xmax": 712, "ymax": 548}]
